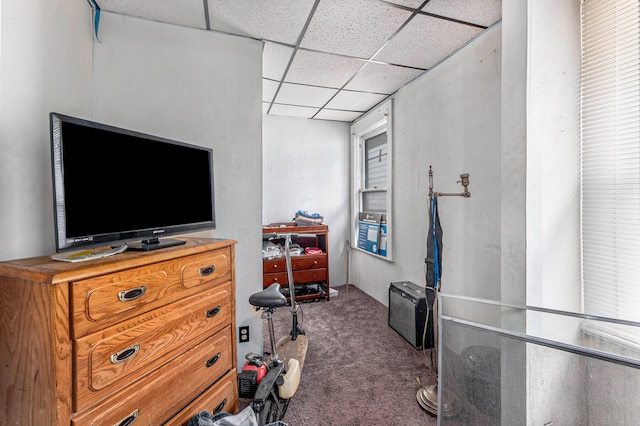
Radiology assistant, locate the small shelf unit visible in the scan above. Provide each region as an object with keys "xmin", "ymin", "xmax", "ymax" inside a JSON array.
[{"xmin": 262, "ymin": 222, "xmax": 330, "ymax": 302}]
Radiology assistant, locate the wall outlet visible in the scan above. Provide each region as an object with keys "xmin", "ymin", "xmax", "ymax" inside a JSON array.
[{"xmin": 239, "ymin": 326, "xmax": 250, "ymax": 343}]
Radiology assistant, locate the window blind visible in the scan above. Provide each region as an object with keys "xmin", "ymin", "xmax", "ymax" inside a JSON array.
[
  {"xmin": 363, "ymin": 132, "xmax": 388, "ymax": 212},
  {"xmin": 581, "ymin": 0, "xmax": 640, "ymax": 321}
]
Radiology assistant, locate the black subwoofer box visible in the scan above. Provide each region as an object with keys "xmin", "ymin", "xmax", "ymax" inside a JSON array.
[{"xmin": 388, "ymin": 281, "xmax": 427, "ymax": 349}]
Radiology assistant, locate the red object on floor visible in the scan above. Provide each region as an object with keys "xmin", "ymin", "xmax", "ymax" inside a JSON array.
[{"xmin": 242, "ymin": 361, "xmax": 267, "ymax": 384}]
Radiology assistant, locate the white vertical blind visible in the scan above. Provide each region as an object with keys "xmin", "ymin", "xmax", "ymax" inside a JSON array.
[
  {"xmin": 581, "ymin": 0, "xmax": 640, "ymax": 321},
  {"xmin": 364, "ymin": 132, "xmax": 388, "ymax": 212}
]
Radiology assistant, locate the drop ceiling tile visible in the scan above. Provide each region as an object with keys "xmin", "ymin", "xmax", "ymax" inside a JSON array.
[
  {"xmin": 384, "ymin": 0, "xmax": 428, "ymax": 8},
  {"xmin": 286, "ymin": 49, "xmax": 366, "ymax": 88},
  {"xmin": 263, "ymin": 42, "xmax": 294, "ymax": 81},
  {"xmin": 314, "ymin": 109, "xmax": 364, "ymax": 122},
  {"xmin": 275, "ymin": 83, "xmax": 339, "ymax": 108},
  {"xmin": 268, "ymin": 104, "xmax": 319, "ymax": 119},
  {"xmin": 263, "ymin": 79, "xmax": 280, "ymax": 103},
  {"xmin": 423, "ymin": 0, "xmax": 502, "ymax": 27},
  {"xmin": 98, "ymin": 0, "xmax": 502, "ymax": 123},
  {"xmin": 325, "ymin": 90, "xmax": 388, "ymax": 112},
  {"xmin": 345, "ymin": 62, "xmax": 424, "ymax": 94},
  {"xmin": 97, "ymin": 0, "xmax": 207, "ymax": 28},
  {"xmin": 374, "ymin": 14, "xmax": 483, "ymax": 69},
  {"xmin": 208, "ymin": 0, "xmax": 316, "ymax": 44},
  {"xmin": 300, "ymin": 0, "xmax": 412, "ymax": 59}
]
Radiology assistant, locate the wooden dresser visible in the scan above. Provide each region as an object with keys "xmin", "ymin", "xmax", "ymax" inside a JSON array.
[
  {"xmin": 0, "ymin": 237, "xmax": 238, "ymax": 426},
  {"xmin": 262, "ymin": 223, "xmax": 330, "ymax": 302}
]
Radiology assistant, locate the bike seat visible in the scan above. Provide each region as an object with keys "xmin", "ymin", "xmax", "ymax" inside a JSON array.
[{"xmin": 249, "ymin": 283, "xmax": 288, "ymax": 308}]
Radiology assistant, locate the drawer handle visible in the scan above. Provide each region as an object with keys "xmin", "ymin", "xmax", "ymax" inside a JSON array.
[
  {"xmin": 213, "ymin": 398, "xmax": 227, "ymax": 415},
  {"xmin": 200, "ymin": 265, "xmax": 216, "ymax": 276},
  {"xmin": 272, "ymin": 264, "xmax": 278, "ymax": 270},
  {"xmin": 206, "ymin": 352, "xmax": 222, "ymax": 368},
  {"xmin": 206, "ymin": 305, "xmax": 221, "ymax": 318},
  {"xmin": 118, "ymin": 286, "xmax": 146, "ymax": 303},
  {"xmin": 114, "ymin": 409, "xmax": 138, "ymax": 426},
  {"xmin": 110, "ymin": 343, "xmax": 140, "ymax": 364}
]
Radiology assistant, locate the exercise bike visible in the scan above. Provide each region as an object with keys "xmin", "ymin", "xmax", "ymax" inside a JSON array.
[{"xmin": 239, "ymin": 233, "xmax": 309, "ymax": 426}]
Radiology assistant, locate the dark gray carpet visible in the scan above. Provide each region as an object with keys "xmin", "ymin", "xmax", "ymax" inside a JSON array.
[{"xmin": 265, "ymin": 285, "xmax": 438, "ymax": 426}]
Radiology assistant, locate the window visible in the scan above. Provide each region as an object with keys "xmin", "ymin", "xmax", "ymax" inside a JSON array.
[
  {"xmin": 581, "ymin": 0, "xmax": 640, "ymax": 322},
  {"xmin": 351, "ymin": 100, "xmax": 392, "ymax": 259}
]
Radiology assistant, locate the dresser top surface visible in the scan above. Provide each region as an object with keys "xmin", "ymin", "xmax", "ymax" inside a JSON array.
[{"xmin": 0, "ymin": 237, "xmax": 236, "ymax": 284}]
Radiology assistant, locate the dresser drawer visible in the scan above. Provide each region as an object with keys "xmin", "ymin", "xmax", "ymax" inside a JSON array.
[
  {"xmin": 182, "ymin": 249, "xmax": 232, "ymax": 289},
  {"xmin": 74, "ymin": 284, "xmax": 232, "ymax": 410},
  {"xmin": 263, "ymin": 268, "xmax": 327, "ymax": 287},
  {"xmin": 72, "ymin": 249, "xmax": 232, "ymax": 338},
  {"xmin": 72, "ymin": 330, "xmax": 234, "ymax": 426},
  {"xmin": 164, "ymin": 370, "xmax": 239, "ymax": 426}
]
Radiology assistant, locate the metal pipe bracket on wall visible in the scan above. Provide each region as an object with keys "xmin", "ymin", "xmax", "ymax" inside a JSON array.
[{"xmin": 428, "ymin": 166, "xmax": 470, "ymax": 199}]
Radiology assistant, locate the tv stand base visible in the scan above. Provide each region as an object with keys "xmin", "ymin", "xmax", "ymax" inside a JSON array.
[{"xmin": 127, "ymin": 237, "xmax": 187, "ymax": 251}]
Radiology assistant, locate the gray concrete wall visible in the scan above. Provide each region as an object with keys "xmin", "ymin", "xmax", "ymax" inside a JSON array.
[
  {"xmin": 500, "ymin": 1, "xmax": 528, "ymax": 422},
  {"xmin": 348, "ymin": 24, "xmax": 503, "ymax": 307}
]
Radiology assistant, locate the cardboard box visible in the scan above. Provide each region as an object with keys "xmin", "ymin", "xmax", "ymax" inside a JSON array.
[
  {"xmin": 357, "ymin": 212, "xmax": 382, "ymax": 255},
  {"xmin": 378, "ymin": 215, "xmax": 387, "ymax": 257}
]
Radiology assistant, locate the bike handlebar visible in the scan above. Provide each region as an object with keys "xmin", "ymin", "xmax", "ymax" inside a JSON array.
[{"xmin": 263, "ymin": 232, "xmax": 300, "ymax": 240}]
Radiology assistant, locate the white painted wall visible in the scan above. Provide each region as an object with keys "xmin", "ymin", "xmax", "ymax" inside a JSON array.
[
  {"xmin": 0, "ymin": 0, "xmax": 92, "ymax": 261},
  {"xmin": 89, "ymin": 12, "xmax": 264, "ymax": 367},
  {"xmin": 0, "ymin": 5, "xmax": 264, "ymax": 367},
  {"xmin": 526, "ymin": 0, "xmax": 582, "ymax": 313},
  {"xmin": 349, "ymin": 24, "xmax": 503, "ymax": 307},
  {"xmin": 262, "ymin": 114, "xmax": 351, "ymax": 289},
  {"xmin": 525, "ymin": 1, "xmax": 583, "ymax": 424}
]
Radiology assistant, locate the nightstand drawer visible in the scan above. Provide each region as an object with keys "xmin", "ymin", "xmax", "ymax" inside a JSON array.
[
  {"xmin": 263, "ymin": 254, "xmax": 327, "ymax": 273},
  {"xmin": 74, "ymin": 284, "xmax": 232, "ymax": 410},
  {"xmin": 72, "ymin": 329, "xmax": 234, "ymax": 425},
  {"xmin": 290, "ymin": 254, "xmax": 327, "ymax": 270},
  {"xmin": 263, "ymin": 258, "xmax": 286, "ymax": 272},
  {"xmin": 263, "ymin": 268, "xmax": 327, "ymax": 286}
]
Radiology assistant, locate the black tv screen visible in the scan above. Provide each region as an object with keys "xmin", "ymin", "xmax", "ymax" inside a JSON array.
[{"xmin": 50, "ymin": 113, "xmax": 215, "ymax": 252}]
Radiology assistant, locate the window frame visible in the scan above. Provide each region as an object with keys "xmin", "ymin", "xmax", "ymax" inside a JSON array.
[{"xmin": 351, "ymin": 100, "xmax": 393, "ymax": 260}]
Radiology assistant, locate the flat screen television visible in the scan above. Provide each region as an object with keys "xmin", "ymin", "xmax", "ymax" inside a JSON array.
[{"xmin": 50, "ymin": 112, "xmax": 215, "ymax": 253}]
